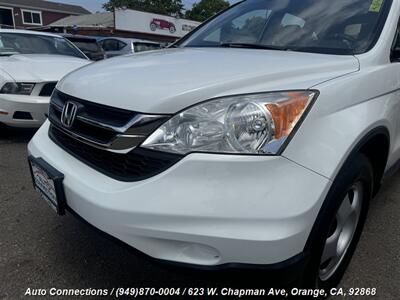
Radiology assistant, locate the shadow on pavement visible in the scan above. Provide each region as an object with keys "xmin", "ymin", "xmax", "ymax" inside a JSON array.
[{"xmin": 0, "ymin": 124, "xmax": 37, "ymax": 143}]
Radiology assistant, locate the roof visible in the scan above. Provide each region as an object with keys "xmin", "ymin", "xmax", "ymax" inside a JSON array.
[
  {"xmin": 0, "ymin": 0, "xmax": 90, "ymax": 15},
  {"xmin": 0, "ymin": 28, "xmax": 62, "ymax": 37},
  {"xmin": 50, "ymin": 12, "xmax": 114, "ymax": 28}
]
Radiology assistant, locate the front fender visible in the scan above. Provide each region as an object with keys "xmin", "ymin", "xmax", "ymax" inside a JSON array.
[{"xmin": 283, "ymin": 69, "xmax": 398, "ymax": 180}]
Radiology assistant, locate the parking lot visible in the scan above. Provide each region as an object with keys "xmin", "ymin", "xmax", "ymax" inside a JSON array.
[{"xmin": 0, "ymin": 127, "xmax": 399, "ymax": 299}]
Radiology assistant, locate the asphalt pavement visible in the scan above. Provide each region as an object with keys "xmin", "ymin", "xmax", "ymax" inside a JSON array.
[{"xmin": 0, "ymin": 127, "xmax": 398, "ymax": 299}]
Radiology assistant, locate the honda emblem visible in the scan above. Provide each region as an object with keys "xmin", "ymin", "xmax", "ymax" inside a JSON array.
[{"xmin": 61, "ymin": 101, "xmax": 78, "ymax": 128}]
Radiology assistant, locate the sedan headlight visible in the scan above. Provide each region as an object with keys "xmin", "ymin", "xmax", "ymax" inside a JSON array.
[
  {"xmin": 0, "ymin": 82, "xmax": 35, "ymax": 95},
  {"xmin": 142, "ymin": 91, "xmax": 318, "ymax": 155}
]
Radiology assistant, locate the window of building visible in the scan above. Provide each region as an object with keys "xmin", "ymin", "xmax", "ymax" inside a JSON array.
[
  {"xmin": 0, "ymin": 7, "xmax": 14, "ymax": 27},
  {"xmin": 21, "ymin": 9, "xmax": 42, "ymax": 25}
]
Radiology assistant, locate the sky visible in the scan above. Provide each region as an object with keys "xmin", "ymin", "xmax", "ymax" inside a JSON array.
[{"xmin": 55, "ymin": 0, "xmax": 240, "ymax": 13}]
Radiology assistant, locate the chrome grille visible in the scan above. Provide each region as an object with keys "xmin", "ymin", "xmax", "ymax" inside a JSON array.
[
  {"xmin": 49, "ymin": 125, "xmax": 182, "ymax": 182},
  {"xmin": 48, "ymin": 90, "xmax": 169, "ymax": 152}
]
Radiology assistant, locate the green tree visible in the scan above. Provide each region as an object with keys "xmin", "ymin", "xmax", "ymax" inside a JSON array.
[
  {"xmin": 103, "ymin": 0, "xmax": 184, "ymax": 17},
  {"xmin": 185, "ymin": 0, "xmax": 230, "ymax": 22}
]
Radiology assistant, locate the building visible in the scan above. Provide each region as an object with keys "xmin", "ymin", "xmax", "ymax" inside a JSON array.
[
  {"xmin": 114, "ymin": 8, "xmax": 200, "ymax": 42},
  {"xmin": 45, "ymin": 9, "xmax": 201, "ymax": 43},
  {"xmin": 0, "ymin": 0, "xmax": 90, "ymax": 29},
  {"xmin": 47, "ymin": 12, "xmax": 116, "ymax": 37}
]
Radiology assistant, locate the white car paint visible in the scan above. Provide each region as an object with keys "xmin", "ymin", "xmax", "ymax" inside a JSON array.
[
  {"xmin": 0, "ymin": 30, "xmax": 90, "ymax": 128},
  {"xmin": 28, "ymin": 0, "xmax": 400, "ymax": 271},
  {"xmin": 58, "ymin": 48, "xmax": 359, "ymax": 113},
  {"xmin": 29, "ymin": 122, "xmax": 330, "ymax": 265}
]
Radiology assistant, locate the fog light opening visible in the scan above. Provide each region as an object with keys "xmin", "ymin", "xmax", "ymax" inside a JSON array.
[{"xmin": 13, "ymin": 111, "xmax": 33, "ymax": 120}]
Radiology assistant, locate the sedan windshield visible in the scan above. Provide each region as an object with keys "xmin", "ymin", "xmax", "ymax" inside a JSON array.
[
  {"xmin": 0, "ymin": 33, "xmax": 87, "ymax": 59},
  {"xmin": 181, "ymin": 0, "xmax": 391, "ymax": 55},
  {"xmin": 70, "ymin": 40, "xmax": 101, "ymax": 54},
  {"xmin": 134, "ymin": 42, "xmax": 161, "ymax": 53}
]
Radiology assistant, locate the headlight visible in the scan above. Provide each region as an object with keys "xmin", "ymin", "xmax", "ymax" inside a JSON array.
[
  {"xmin": 142, "ymin": 91, "xmax": 318, "ymax": 155},
  {"xmin": 0, "ymin": 82, "xmax": 35, "ymax": 95}
]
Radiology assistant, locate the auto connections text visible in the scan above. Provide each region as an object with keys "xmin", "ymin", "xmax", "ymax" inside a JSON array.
[{"xmin": 24, "ymin": 287, "xmax": 378, "ymax": 298}]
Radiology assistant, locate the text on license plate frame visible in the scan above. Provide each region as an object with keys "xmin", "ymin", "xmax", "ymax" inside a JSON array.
[{"xmin": 28, "ymin": 156, "xmax": 66, "ymax": 216}]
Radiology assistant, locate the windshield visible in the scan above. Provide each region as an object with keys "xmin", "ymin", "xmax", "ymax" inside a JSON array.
[
  {"xmin": 70, "ymin": 40, "xmax": 102, "ymax": 53},
  {"xmin": 180, "ymin": 0, "xmax": 391, "ymax": 55},
  {"xmin": 0, "ymin": 33, "xmax": 87, "ymax": 59},
  {"xmin": 134, "ymin": 43, "xmax": 161, "ymax": 53}
]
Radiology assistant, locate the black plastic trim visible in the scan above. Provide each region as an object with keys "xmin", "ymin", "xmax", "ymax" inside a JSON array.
[
  {"xmin": 13, "ymin": 111, "xmax": 33, "ymax": 120},
  {"xmin": 53, "ymin": 89, "xmax": 172, "ymax": 120},
  {"xmin": 39, "ymin": 82, "xmax": 57, "ymax": 97},
  {"xmin": 49, "ymin": 125, "xmax": 183, "ymax": 182}
]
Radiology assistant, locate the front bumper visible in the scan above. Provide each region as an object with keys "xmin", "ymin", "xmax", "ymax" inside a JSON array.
[
  {"xmin": 0, "ymin": 94, "xmax": 49, "ymax": 128},
  {"xmin": 28, "ymin": 121, "xmax": 331, "ymax": 267}
]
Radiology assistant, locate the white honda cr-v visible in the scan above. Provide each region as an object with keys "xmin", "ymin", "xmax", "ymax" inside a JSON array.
[{"xmin": 28, "ymin": 0, "xmax": 398, "ymax": 289}]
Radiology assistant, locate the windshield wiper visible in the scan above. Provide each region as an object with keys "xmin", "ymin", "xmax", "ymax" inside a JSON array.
[{"xmin": 219, "ymin": 43, "xmax": 290, "ymax": 51}]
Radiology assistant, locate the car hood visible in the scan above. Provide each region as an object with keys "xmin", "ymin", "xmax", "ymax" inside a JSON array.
[
  {"xmin": 0, "ymin": 54, "xmax": 90, "ymax": 82},
  {"xmin": 58, "ymin": 48, "xmax": 359, "ymax": 113}
]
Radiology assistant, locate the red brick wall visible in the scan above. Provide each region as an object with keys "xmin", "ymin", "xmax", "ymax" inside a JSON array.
[{"xmin": 42, "ymin": 11, "xmax": 72, "ymax": 26}]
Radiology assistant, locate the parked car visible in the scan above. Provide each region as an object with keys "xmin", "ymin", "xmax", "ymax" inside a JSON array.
[
  {"xmin": 150, "ymin": 18, "xmax": 176, "ymax": 34},
  {"xmin": 62, "ymin": 34, "xmax": 106, "ymax": 61},
  {"xmin": 28, "ymin": 0, "xmax": 398, "ymax": 290},
  {"xmin": 98, "ymin": 37, "xmax": 161, "ymax": 58},
  {"xmin": 0, "ymin": 29, "xmax": 90, "ymax": 128}
]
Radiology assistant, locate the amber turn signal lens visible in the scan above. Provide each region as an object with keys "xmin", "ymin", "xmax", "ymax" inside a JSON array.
[{"xmin": 266, "ymin": 92, "xmax": 311, "ymax": 139}]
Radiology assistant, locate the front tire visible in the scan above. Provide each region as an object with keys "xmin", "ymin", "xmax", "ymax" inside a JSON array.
[{"xmin": 302, "ymin": 154, "xmax": 373, "ymax": 293}]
